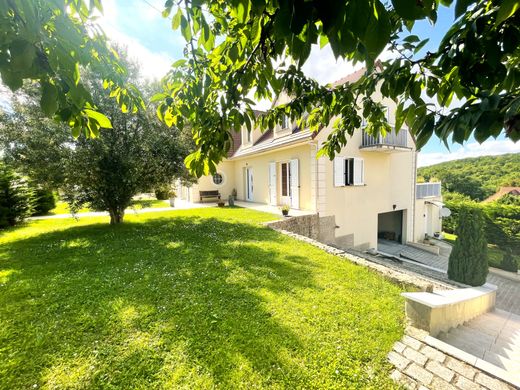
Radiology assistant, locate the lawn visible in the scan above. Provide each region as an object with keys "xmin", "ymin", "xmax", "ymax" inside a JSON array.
[
  {"xmin": 0, "ymin": 208, "xmax": 406, "ymax": 389},
  {"xmin": 48, "ymin": 199, "xmax": 170, "ymax": 215}
]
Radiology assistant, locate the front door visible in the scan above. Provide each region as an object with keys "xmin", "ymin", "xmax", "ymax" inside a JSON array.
[{"xmin": 246, "ymin": 167, "xmax": 253, "ymax": 201}]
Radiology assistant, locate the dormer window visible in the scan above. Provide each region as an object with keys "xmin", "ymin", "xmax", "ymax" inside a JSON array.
[
  {"xmin": 246, "ymin": 129, "xmax": 252, "ymax": 143},
  {"xmin": 281, "ymin": 115, "xmax": 289, "ymax": 129}
]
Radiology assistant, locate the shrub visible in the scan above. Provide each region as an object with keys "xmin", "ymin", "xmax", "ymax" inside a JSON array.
[
  {"xmin": 448, "ymin": 206, "xmax": 488, "ymax": 286},
  {"xmin": 500, "ymin": 249, "xmax": 518, "ymax": 273},
  {"xmin": 31, "ymin": 187, "xmax": 56, "ymax": 216},
  {"xmin": 155, "ymin": 187, "xmax": 172, "ymax": 200},
  {"xmin": 0, "ymin": 165, "xmax": 34, "ymax": 228}
]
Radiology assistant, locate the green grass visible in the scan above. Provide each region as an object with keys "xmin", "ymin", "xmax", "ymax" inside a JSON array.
[
  {"xmin": 48, "ymin": 199, "xmax": 169, "ymax": 215},
  {"xmin": 443, "ymin": 232, "xmax": 519, "ymax": 271},
  {"xmin": 1, "ymin": 208, "xmax": 406, "ymax": 389}
]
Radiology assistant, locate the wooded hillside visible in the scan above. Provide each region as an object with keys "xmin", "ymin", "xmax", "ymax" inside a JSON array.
[{"xmin": 418, "ymin": 153, "xmax": 520, "ymax": 201}]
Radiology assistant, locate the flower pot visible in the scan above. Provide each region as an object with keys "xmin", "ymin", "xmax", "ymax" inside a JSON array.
[
  {"xmin": 217, "ymin": 201, "xmax": 225, "ymax": 207},
  {"xmin": 282, "ymin": 210, "xmax": 289, "ymax": 217},
  {"xmin": 169, "ymin": 198, "xmax": 175, "ymax": 207}
]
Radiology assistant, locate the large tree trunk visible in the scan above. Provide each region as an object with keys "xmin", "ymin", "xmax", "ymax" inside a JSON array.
[{"xmin": 109, "ymin": 208, "xmax": 125, "ymax": 224}]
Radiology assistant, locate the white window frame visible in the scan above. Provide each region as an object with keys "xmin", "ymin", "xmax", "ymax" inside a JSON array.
[
  {"xmin": 281, "ymin": 115, "xmax": 289, "ymax": 129},
  {"xmin": 212, "ymin": 172, "xmax": 225, "ymax": 186},
  {"xmin": 334, "ymin": 157, "xmax": 364, "ymax": 187}
]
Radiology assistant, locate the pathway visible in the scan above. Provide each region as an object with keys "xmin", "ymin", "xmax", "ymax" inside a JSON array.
[{"xmin": 376, "ymin": 239, "xmax": 520, "ymax": 315}]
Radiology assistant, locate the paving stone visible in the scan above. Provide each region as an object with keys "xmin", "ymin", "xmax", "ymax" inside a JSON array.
[
  {"xmin": 445, "ymin": 357, "xmax": 477, "ymax": 380},
  {"xmin": 425, "ymin": 360, "xmax": 455, "ymax": 383},
  {"xmin": 455, "ymin": 375, "xmax": 481, "ymax": 390},
  {"xmin": 403, "ymin": 347, "xmax": 428, "ymax": 366},
  {"xmin": 391, "ymin": 369, "xmax": 417, "ymax": 390},
  {"xmin": 405, "ymin": 363, "xmax": 434, "ymax": 386},
  {"xmin": 403, "ymin": 335, "xmax": 423, "ymax": 351},
  {"xmin": 431, "ymin": 377, "xmax": 457, "ymax": 390},
  {"xmin": 393, "ymin": 341, "xmax": 406, "ymax": 353},
  {"xmin": 421, "ymin": 345, "xmax": 447, "ymax": 363},
  {"xmin": 474, "ymin": 372, "xmax": 512, "ymax": 390},
  {"xmin": 388, "ymin": 351, "xmax": 411, "ymax": 370}
]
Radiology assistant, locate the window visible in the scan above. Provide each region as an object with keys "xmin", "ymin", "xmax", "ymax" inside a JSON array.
[
  {"xmin": 334, "ymin": 157, "xmax": 364, "ymax": 187},
  {"xmin": 212, "ymin": 173, "xmax": 224, "ymax": 185},
  {"xmin": 281, "ymin": 115, "xmax": 289, "ymax": 129},
  {"xmin": 281, "ymin": 163, "xmax": 290, "ymax": 196},
  {"xmin": 246, "ymin": 129, "xmax": 252, "ymax": 143},
  {"xmin": 345, "ymin": 158, "xmax": 354, "ymax": 185}
]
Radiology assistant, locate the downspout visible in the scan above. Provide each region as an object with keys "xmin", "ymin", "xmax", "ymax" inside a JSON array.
[{"xmin": 411, "ymin": 135, "xmax": 418, "ymax": 243}]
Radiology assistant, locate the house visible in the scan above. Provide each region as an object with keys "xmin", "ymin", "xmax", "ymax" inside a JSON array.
[
  {"xmin": 482, "ymin": 186, "xmax": 520, "ymax": 203},
  {"xmin": 178, "ymin": 70, "xmax": 443, "ymax": 251}
]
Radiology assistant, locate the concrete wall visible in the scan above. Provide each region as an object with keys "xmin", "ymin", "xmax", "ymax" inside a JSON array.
[
  {"xmin": 314, "ymin": 126, "xmax": 416, "ymax": 251},
  {"xmin": 414, "ymin": 197, "xmax": 443, "ymax": 242}
]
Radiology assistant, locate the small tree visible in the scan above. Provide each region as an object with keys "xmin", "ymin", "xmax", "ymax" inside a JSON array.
[
  {"xmin": 448, "ymin": 206, "xmax": 488, "ymax": 286},
  {"xmin": 0, "ymin": 165, "xmax": 34, "ymax": 228}
]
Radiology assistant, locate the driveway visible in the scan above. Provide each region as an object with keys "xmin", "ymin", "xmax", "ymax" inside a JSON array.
[{"xmin": 377, "ymin": 239, "xmax": 520, "ymax": 315}]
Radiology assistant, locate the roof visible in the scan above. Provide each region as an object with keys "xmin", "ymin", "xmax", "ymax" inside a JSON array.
[
  {"xmin": 483, "ymin": 187, "xmax": 520, "ymax": 203},
  {"xmin": 228, "ymin": 66, "xmax": 373, "ymax": 159},
  {"xmin": 230, "ymin": 128, "xmax": 314, "ymax": 159}
]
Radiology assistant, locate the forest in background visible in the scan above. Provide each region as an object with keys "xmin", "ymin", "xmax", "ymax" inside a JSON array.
[
  {"xmin": 418, "ymin": 153, "xmax": 519, "ymax": 270},
  {"xmin": 418, "ymin": 153, "xmax": 520, "ymax": 201}
]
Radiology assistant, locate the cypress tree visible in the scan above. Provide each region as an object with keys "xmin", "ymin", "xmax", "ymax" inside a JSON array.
[{"xmin": 448, "ymin": 205, "xmax": 488, "ymax": 286}]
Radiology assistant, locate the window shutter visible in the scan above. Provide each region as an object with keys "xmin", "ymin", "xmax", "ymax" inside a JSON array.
[
  {"xmin": 334, "ymin": 157, "xmax": 345, "ymax": 187},
  {"xmin": 268, "ymin": 162, "xmax": 277, "ymax": 205},
  {"xmin": 290, "ymin": 159, "xmax": 299, "ymax": 209},
  {"xmin": 353, "ymin": 158, "xmax": 364, "ymax": 186}
]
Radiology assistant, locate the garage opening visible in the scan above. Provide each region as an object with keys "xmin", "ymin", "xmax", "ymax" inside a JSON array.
[{"xmin": 378, "ymin": 210, "xmax": 403, "ymax": 243}]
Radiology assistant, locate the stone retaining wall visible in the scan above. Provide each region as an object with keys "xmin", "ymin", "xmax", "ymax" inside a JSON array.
[{"xmin": 266, "ymin": 214, "xmax": 320, "ymax": 240}]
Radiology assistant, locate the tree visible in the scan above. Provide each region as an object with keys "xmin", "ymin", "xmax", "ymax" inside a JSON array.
[
  {"xmin": 448, "ymin": 206, "xmax": 489, "ymax": 286},
  {"xmin": 1, "ymin": 55, "xmax": 193, "ymax": 225},
  {"xmin": 153, "ymin": 0, "xmax": 520, "ymax": 176},
  {"xmin": 0, "ymin": 163, "xmax": 34, "ymax": 228},
  {"xmin": 2, "ymin": 1, "xmax": 519, "ymax": 177},
  {"xmin": 0, "ymin": 0, "xmax": 142, "ymax": 136}
]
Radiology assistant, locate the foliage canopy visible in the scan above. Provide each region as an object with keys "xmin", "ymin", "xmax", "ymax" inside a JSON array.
[{"xmin": 2, "ymin": 1, "xmax": 519, "ymax": 176}]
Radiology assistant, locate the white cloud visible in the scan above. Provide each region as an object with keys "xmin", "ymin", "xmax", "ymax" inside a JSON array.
[
  {"xmin": 418, "ymin": 139, "xmax": 520, "ymax": 167},
  {"xmin": 302, "ymin": 45, "xmax": 361, "ymax": 85},
  {"xmin": 95, "ymin": 0, "xmax": 174, "ymax": 81}
]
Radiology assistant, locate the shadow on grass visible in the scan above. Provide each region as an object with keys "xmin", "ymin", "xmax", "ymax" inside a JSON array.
[{"xmin": 0, "ymin": 216, "xmax": 320, "ymax": 388}]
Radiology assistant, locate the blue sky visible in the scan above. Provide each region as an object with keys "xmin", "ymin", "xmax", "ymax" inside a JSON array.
[{"xmin": 98, "ymin": 0, "xmax": 519, "ymax": 166}]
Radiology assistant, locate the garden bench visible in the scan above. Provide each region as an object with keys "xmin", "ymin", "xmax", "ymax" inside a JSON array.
[{"xmin": 199, "ymin": 190, "xmax": 221, "ymax": 203}]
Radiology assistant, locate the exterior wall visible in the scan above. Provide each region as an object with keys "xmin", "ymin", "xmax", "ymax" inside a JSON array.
[
  {"xmin": 188, "ymin": 161, "xmax": 236, "ymax": 203},
  {"xmin": 414, "ymin": 197, "xmax": 443, "ymax": 242},
  {"xmin": 315, "ymin": 122, "xmax": 416, "ymax": 251},
  {"xmin": 232, "ymin": 144, "xmax": 315, "ymax": 210}
]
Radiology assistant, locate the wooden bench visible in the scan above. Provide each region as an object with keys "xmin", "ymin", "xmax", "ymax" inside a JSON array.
[{"xmin": 199, "ymin": 190, "xmax": 221, "ymax": 203}]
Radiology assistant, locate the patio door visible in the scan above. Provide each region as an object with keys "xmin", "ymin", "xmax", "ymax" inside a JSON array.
[{"xmin": 246, "ymin": 167, "xmax": 253, "ymax": 201}]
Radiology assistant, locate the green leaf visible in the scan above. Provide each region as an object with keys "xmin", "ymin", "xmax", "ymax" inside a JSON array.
[
  {"xmin": 41, "ymin": 82, "xmax": 59, "ymax": 116},
  {"xmin": 392, "ymin": 0, "xmax": 434, "ymax": 20},
  {"xmin": 84, "ymin": 109, "xmax": 112, "ymax": 129},
  {"xmin": 1, "ymin": 70, "xmax": 23, "ymax": 91},
  {"xmin": 172, "ymin": 8, "xmax": 182, "ymax": 30},
  {"xmin": 363, "ymin": 2, "xmax": 391, "ymax": 58},
  {"xmin": 496, "ymin": 0, "xmax": 520, "ymax": 25},
  {"xmin": 9, "ymin": 39, "xmax": 36, "ymax": 70},
  {"xmin": 395, "ymin": 101, "xmax": 405, "ymax": 131},
  {"xmin": 73, "ymin": 62, "xmax": 80, "ymax": 85},
  {"xmin": 180, "ymin": 15, "xmax": 192, "ymax": 41},
  {"xmin": 455, "ymin": 0, "xmax": 473, "ymax": 18}
]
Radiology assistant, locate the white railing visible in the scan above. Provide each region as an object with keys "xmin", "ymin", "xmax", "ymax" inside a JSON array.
[
  {"xmin": 416, "ymin": 182, "xmax": 442, "ymax": 199},
  {"xmin": 361, "ymin": 128, "xmax": 408, "ymax": 148}
]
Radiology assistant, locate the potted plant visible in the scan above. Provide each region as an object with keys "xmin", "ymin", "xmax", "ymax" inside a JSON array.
[
  {"xmin": 280, "ymin": 205, "xmax": 290, "ymax": 217},
  {"xmin": 231, "ymin": 188, "xmax": 237, "ymax": 200}
]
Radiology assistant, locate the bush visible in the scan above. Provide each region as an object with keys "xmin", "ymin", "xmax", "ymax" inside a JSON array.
[
  {"xmin": 31, "ymin": 187, "xmax": 56, "ymax": 216},
  {"xmin": 448, "ymin": 206, "xmax": 488, "ymax": 286},
  {"xmin": 500, "ymin": 249, "xmax": 518, "ymax": 273},
  {"xmin": 0, "ymin": 165, "xmax": 34, "ymax": 228},
  {"xmin": 155, "ymin": 187, "xmax": 172, "ymax": 200}
]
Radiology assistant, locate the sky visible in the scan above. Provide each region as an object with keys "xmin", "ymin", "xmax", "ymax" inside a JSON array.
[{"xmin": 40, "ymin": 1, "xmax": 520, "ymax": 166}]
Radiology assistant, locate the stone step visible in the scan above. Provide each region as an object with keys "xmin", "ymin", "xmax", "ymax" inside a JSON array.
[{"xmin": 482, "ymin": 349, "xmax": 520, "ymax": 374}]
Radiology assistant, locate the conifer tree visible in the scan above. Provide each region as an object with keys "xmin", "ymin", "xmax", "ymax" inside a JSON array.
[{"xmin": 448, "ymin": 206, "xmax": 489, "ymax": 286}]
